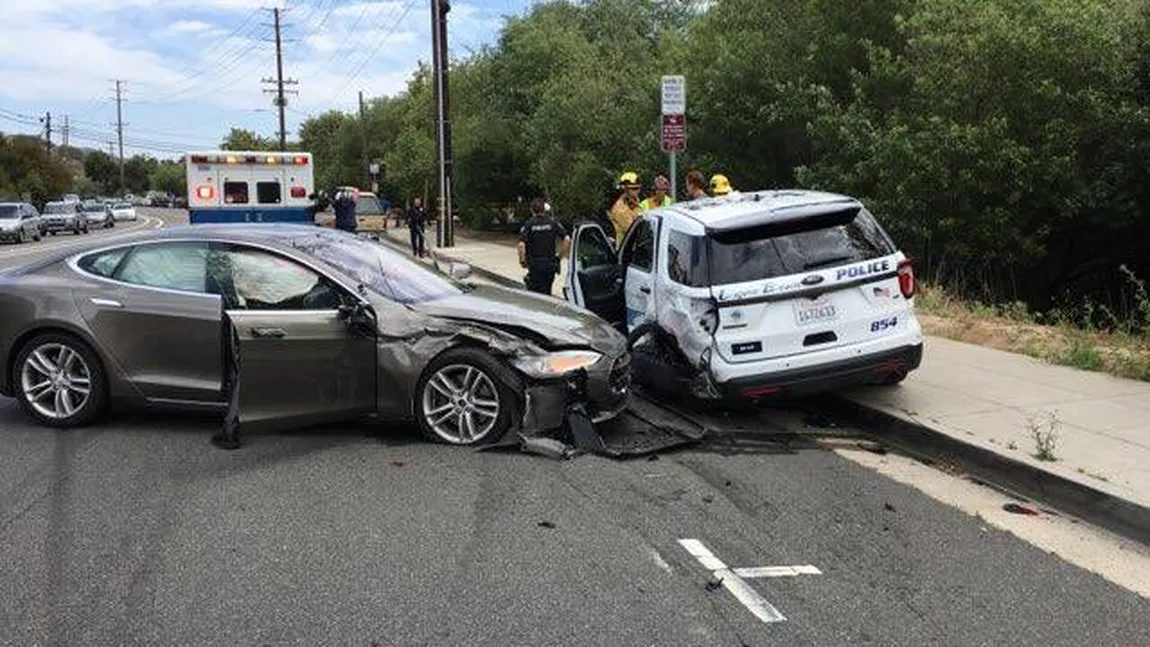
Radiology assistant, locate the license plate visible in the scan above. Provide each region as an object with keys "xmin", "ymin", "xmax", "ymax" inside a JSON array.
[{"xmin": 794, "ymin": 296, "xmax": 837, "ymax": 326}]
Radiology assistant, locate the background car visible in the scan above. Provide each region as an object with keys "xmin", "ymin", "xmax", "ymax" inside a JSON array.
[
  {"xmin": 0, "ymin": 202, "xmax": 42, "ymax": 244},
  {"xmin": 80, "ymin": 201, "xmax": 114, "ymax": 229},
  {"xmin": 41, "ymin": 201, "xmax": 89, "ymax": 235},
  {"xmin": 109, "ymin": 201, "xmax": 137, "ymax": 221},
  {"xmin": 0, "ymin": 225, "xmax": 630, "ymax": 446}
]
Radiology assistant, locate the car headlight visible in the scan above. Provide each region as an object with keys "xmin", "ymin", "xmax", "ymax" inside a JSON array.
[{"xmin": 513, "ymin": 350, "xmax": 603, "ymax": 378}]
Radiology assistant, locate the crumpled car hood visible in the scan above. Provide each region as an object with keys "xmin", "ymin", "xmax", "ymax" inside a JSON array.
[{"xmin": 410, "ymin": 284, "xmax": 627, "ymax": 355}]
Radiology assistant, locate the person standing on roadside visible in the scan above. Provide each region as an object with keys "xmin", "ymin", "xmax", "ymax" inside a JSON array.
[
  {"xmin": 609, "ymin": 171, "xmax": 643, "ymax": 246},
  {"xmin": 684, "ymin": 170, "xmax": 708, "ymax": 201},
  {"xmin": 640, "ymin": 174, "xmax": 675, "ymax": 211},
  {"xmin": 333, "ymin": 188, "xmax": 357, "ymax": 233},
  {"xmin": 518, "ymin": 197, "xmax": 570, "ymax": 295},
  {"xmin": 406, "ymin": 197, "xmax": 428, "ymax": 258}
]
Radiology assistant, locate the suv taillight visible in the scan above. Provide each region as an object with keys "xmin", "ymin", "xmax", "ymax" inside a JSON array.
[{"xmin": 897, "ymin": 259, "xmax": 915, "ymax": 299}]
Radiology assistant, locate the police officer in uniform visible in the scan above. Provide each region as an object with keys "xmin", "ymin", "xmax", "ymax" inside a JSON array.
[{"xmin": 518, "ymin": 197, "xmax": 570, "ymax": 295}]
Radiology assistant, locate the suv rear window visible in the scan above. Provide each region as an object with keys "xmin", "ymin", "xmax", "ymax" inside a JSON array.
[{"xmin": 669, "ymin": 207, "xmax": 896, "ymax": 287}]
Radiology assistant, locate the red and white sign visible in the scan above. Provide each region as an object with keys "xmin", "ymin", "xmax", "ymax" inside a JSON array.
[{"xmin": 661, "ymin": 113, "xmax": 686, "ymax": 152}]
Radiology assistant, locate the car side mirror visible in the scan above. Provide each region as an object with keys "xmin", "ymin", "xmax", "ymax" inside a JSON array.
[
  {"xmin": 338, "ymin": 301, "xmax": 375, "ymax": 330},
  {"xmin": 449, "ymin": 262, "xmax": 472, "ymax": 280}
]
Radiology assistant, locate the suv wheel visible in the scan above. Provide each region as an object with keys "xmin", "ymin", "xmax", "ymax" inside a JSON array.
[{"xmin": 14, "ymin": 333, "xmax": 109, "ymax": 428}]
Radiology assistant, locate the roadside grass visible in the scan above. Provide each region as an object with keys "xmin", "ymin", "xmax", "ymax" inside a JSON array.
[{"xmin": 916, "ymin": 269, "xmax": 1150, "ymax": 382}]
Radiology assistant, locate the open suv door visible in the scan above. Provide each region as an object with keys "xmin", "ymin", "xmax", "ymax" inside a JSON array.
[{"xmin": 562, "ymin": 223, "xmax": 625, "ymax": 328}]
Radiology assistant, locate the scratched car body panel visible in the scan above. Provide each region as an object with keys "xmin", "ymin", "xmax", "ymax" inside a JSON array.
[
  {"xmin": 0, "ymin": 225, "xmax": 629, "ymax": 444},
  {"xmin": 564, "ymin": 189, "xmax": 923, "ymax": 401}
]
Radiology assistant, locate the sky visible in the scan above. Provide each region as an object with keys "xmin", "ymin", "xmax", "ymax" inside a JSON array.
[{"xmin": 0, "ymin": 0, "xmax": 533, "ymax": 158}]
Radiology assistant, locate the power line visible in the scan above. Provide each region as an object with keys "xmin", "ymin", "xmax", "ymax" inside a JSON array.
[{"xmin": 330, "ymin": 0, "xmax": 419, "ymax": 99}]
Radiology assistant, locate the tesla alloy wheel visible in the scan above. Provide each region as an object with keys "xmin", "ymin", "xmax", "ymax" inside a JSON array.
[
  {"xmin": 15, "ymin": 334, "xmax": 108, "ymax": 428},
  {"xmin": 416, "ymin": 348, "xmax": 515, "ymax": 445}
]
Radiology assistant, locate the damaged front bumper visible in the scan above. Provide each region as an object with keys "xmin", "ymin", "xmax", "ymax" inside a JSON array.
[{"xmin": 519, "ymin": 351, "xmax": 631, "ymax": 435}]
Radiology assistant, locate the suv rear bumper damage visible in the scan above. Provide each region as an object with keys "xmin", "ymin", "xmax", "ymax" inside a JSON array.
[{"xmin": 716, "ymin": 342, "xmax": 923, "ymax": 400}]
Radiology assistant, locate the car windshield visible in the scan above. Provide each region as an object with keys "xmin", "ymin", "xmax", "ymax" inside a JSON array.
[
  {"xmin": 81, "ymin": 203, "xmax": 104, "ymax": 212},
  {"xmin": 44, "ymin": 203, "xmax": 74, "ymax": 214},
  {"xmin": 0, "ymin": 206, "xmax": 18, "ymax": 219},
  {"xmin": 667, "ymin": 207, "xmax": 896, "ymax": 287},
  {"xmin": 289, "ymin": 231, "xmax": 466, "ymax": 304},
  {"xmin": 113, "ymin": 202, "xmax": 131, "ymax": 209}
]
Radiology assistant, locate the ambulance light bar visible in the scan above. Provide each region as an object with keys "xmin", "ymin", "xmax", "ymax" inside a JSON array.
[{"xmin": 188, "ymin": 154, "xmax": 309, "ymax": 165}]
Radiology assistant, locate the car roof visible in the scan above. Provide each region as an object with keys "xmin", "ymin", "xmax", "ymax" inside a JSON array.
[{"xmin": 663, "ymin": 189, "xmax": 862, "ymax": 234}]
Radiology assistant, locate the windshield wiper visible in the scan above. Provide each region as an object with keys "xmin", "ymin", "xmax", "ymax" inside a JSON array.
[{"xmin": 803, "ymin": 255, "xmax": 855, "ymax": 270}]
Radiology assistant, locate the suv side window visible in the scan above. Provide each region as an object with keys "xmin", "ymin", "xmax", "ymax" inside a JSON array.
[
  {"xmin": 213, "ymin": 245, "xmax": 347, "ymax": 310},
  {"xmin": 115, "ymin": 242, "xmax": 210, "ymax": 293},
  {"xmin": 622, "ymin": 218, "xmax": 656, "ymax": 272},
  {"xmin": 666, "ymin": 229, "xmax": 709, "ymax": 287}
]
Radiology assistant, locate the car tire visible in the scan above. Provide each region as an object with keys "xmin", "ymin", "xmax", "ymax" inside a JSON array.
[
  {"xmin": 34, "ymin": 232, "xmax": 42, "ymax": 241},
  {"xmin": 13, "ymin": 333, "xmax": 109, "ymax": 428},
  {"xmin": 415, "ymin": 347, "xmax": 519, "ymax": 446}
]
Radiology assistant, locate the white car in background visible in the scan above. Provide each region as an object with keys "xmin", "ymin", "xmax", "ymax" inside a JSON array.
[{"xmin": 110, "ymin": 201, "xmax": 137, "ymax": 222}]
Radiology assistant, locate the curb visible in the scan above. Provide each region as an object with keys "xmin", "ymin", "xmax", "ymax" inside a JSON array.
[
  {"xmin": 431, "ymin": 249, "xmax": 526, "ymax": 290},
  {"xmin": 371, "ymin": 231, "xmax": 527, "ymax": 290},
  {"xmin": 831, "ymin": 395, "xmax": 1150, "ymax": 547}
]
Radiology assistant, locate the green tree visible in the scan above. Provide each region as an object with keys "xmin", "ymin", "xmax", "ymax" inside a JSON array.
[
  {"xmin": 150, "ymin": 161, "xmax": 186, "ymax": 196},
  {"xmin": 220, "ymin": 128, "xmax": 275, "ymax": 151},
  {"xmin": 123, "ymin": 155, "xmax": 157, "ymax": 194},
  {"xmin": 84, "ymin": 150, "xmax": 118, "ymax": 195},
  {"xmin": 0, "ymin": 133, "xmax": 73, "ymax": 207}
]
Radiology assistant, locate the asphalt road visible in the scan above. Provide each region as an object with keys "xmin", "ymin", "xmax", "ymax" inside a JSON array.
[{"xmin": 1, "ymin": 209, "xmax": 1147, "ymax": 645}]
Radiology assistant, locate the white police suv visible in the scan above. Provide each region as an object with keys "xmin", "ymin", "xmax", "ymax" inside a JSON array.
[{"xmin": 563, "ymin": 189, "xmax": 923, "ymax": 401}]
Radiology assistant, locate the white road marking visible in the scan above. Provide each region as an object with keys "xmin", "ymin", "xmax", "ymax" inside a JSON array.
[
  {"xmin": 648, "ymin": 547, "xmax": 674, "ymax": 574},
  {"xmin": 734, "ymin": 565, "xmax": 822, "ymax": 578},
  {"xmin": 678, "ymin": 538, "xmax": 789, "ymax": 624}
]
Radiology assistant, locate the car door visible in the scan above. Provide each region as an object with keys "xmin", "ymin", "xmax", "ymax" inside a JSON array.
[
  {"xmin": 73, "ymin": 241, "xmax": 226, "ymax": 404},
  {"xmin": 562, "ymin": 223, "xmax": 625, "ymax": 327},
  {"xmin": 618, "ymin": 215, "xmax": 659, "ymax": 333},
  {"xmin": 214, "ymin": 243, "xmax": 377, "ymax": 433}
]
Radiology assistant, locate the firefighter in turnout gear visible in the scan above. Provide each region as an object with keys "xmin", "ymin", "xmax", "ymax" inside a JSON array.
[{"xmin": 608, "ymin": 171, "xmax": 643, "ymax": 246}]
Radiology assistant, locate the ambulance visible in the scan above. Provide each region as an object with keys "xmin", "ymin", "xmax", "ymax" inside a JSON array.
[{"xmin": 185, "ymin": 151, "xmax": 315, "ymax": 224}]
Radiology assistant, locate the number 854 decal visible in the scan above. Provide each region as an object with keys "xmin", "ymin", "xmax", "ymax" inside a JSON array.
[{"xmin": 870, "ymin": 316, "xmax": 898, "ymax": 333}]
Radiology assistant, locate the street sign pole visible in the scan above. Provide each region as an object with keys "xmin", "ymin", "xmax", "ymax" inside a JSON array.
[{"xmin": 661, "ymin": 75, "xmax": 686, "ymax": 200}]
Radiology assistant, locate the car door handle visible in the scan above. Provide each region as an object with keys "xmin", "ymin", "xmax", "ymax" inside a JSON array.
[
  {"xmin": 251, "ymin": 327, "xmax": 286, "ymax": 339},
  {"xmin": 639, "ymin": 286, "xmax": 651, "ymax": 294},
  {"xmin": 89, "ymin": 298, "xmax": 123, "ymax": 308}
]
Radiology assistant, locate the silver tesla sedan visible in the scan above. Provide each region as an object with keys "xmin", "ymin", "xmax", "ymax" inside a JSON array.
[{"xmin": 0, "ymin": 225, "xmax": 630, "ymax": 445}]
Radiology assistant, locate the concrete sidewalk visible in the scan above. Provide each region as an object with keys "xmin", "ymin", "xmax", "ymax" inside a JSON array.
[{"xmin": 386, "ymin": 226, "xmax": 1150, "ymax": 539}]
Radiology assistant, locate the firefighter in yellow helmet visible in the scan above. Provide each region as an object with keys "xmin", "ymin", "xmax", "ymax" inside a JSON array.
[
  {"xmin": 608, "ymin": 171, "xmax": 643, "ymax": 246},
  {"xmin": 710, "ymin": 174, "xmax": 733, "ymax": 197}
]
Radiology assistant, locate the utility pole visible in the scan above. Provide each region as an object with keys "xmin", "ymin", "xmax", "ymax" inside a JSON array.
[
  {"xmin": 113, "ymin": 79, "xmax": 126, "ymax": 194},
  {"xmin": 358, "ymin": 91, "xmax": 369, "ymax": 187},
  {"xmin": 62, "ymin": 115, "xmax": 69, "ymax": 148},
  {"xmin": 431, "ymin": 0, "xmax": 454, "ymax": 247},
  {"xmin": 262, "ymin": 7, "xmax": 298, "ymax": 150},
  {"xmin": 40, "ymin": 112, "xmax": 52, "ymax": 154}
]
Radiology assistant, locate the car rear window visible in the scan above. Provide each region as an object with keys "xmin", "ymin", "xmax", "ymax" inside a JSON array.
[
  {"xmin": 668, "ymin": 207, "xmax": 896, "ymax": 287},
  {"xmin": 708, "ymin": 207, "xmax": 894, "ymax": 285}
]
